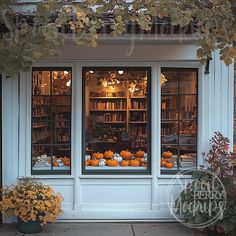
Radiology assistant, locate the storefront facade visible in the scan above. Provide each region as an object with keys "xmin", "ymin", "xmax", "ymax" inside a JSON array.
[{"xmin": 1, "ymin": 40, "xmax": 234, "ymax": 221}]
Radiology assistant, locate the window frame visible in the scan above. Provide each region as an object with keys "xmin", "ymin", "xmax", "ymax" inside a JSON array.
[
  {"xmin": 31, "ymin": 67, "xmax": 72, "ymax": 175},
  {"xmin": 82, "ymin": 67, "xmax": 152, "ymax": 175}
]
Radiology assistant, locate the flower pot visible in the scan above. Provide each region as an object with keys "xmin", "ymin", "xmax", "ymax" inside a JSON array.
[{"xmin": 18, "ymin": 218, "xmax": 42, "ymax": 234}]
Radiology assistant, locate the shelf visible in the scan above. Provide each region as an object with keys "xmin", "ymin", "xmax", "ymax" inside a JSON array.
[
  {"xmin": 130, "ymin": 96, "xmax": 147, "ymax": 99},
  {"xmin": 32, "ymin": 143, "xmax": 70, "ymax": 146},
  {"xmin": 33, "ymin": 115, "xmax": 49, "ymax": 118},
  {"xmin": 86, "ymin": 166, "xmax": 147, "ymax": 170},
  {"xmin": 129, "ymin": 121, "xmax": 147, "ymax": 124},
  {"xmin": 33, "ymin": 125, "xmax": 48, "ymax": 129},
  {"xmin": 96, "ymin": 121, "xmax": 126, "ymax": 124},
  {"xmin": 130, "ymin": 109, "xmax": 147, "ymax": 111},
  {"xmin": 161, "ymin": 93, "xmax": 197, "ymax": 96},
  {"xmin": 90, "ymin": 109, "xmax": 127, "ymax": 111},
  {"xmin": 33, "ymin": 95, "xmax": 71, "ymax": 97},
  {"xmin": 90, "ymin": 97, "xmax": 126, "ymax": 99}
]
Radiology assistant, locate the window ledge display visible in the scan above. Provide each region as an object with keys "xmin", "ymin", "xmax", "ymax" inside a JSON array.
[{"xmin": 83, "ymin": 68, "xmax": 151, "ymax": 174}]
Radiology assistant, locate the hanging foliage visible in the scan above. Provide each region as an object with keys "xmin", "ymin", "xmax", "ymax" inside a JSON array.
[{"xmin": 0, "ymin": 0, "xmax": 235, "ymax": 76}]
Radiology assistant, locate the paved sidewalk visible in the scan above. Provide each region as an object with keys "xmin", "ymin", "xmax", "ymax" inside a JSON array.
[{"xmin": 0, "ymin": 223, "xmax": 206, "ymax": 236}]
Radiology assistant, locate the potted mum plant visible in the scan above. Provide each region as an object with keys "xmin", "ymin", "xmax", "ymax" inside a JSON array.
[
  {"xmin": 175, "ymin": 132, "xmax": 236, "ymax": 236},
  {"xmin": 0, "ymin": 178, "xmax": 63, "ymax": 234}
]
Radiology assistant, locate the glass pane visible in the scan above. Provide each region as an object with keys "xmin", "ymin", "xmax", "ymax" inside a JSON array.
[
  {"xmin": 52, "ymin": 70, "xmax": 72, "ymax": 95},
  {"xmin": 32, "ymin": 68, "xmax": 72, "ymax": 175},
  {"xmin": 179, "ymin": 95, "xmax": 197, "ymax": 120},
  {"xmin": 84, "ymin": 68, "xmax": 150, "ymax": 172},
  {"xmin": 32, "ymin": 71, "xmax": 50, "ymax": 95},
  {"xmin": 161, "ymin": 68, "xmax": 198, "ymax": 174},
  {"xmin": 179, "ymin": 71, "xmax": 197, "ymax": 94},
  {"xmin": 32, "ymin": 121, "xmax": 51, "ymax": 144},
  {"xmin": 161, "ymin": 71, "xmax": 178, "ymax": 93}
]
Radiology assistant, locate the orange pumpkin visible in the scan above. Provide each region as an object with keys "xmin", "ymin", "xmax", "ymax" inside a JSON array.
[
  {"xmin": 90, "ymin": 159, "xmax": 99, "ymax": 166},
  {"xmin": 85, "ymin": 160, "xmax": 91, "ymax": 166},
  {"xmin": 130, "ymin": 159, "xmax": 140, "ymax": 167},
  {"xmin": 135, "ymin": 157, "xmax": 144, "ymax": 163},
  {"xmin": 120, "ymin": 160, "xmax": 130, "ymax": 166},
  {"xmin": 162, "ymin": 151, "xmax": 173, "ymax": 159},
  {"xmin": 141, "ymin": 163, "xmax": 147, "ymax": 167},
  {"xmin": 136, "ymin": 150, "xmax": 145, "ymax": 158},
  {"xmin": 62, "ymin": 157, "xmax": 70, "ymax": 164},
  {"xmin": 107, "ymin": 159, "xmax": 118, "ymax": 166},
  {"xmin": 92, "ymin": 152, "xmax": 104, "ymax": 159},
  {"xmin": 104, "ymin": 150, "xmax": 114, "ymax": 159},
  {"xmin": 161, "ymin": 160, "xmax": 167, "ymax": 167},
  {"xmin": 53, "ymin": 161, "xmax": 59, "ymax": 167},
  {"xmin": 165, "ymin": 162, "xmax": 174, "ymax": 168},
  {"xmin": 64, "ymin": 161, "xmax": 71, "ymax": 166},
  {"xmin": 120, "ymin": 150, "xmax": 132, "ymax": 159}
]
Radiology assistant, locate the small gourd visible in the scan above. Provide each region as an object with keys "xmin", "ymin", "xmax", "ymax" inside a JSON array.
[
  {"xmin": 165, "ymin": 162, "xmax": 174, "ymax": 168},
  {"xmin": 120, "ymin": 150, "xmax": 133, "ymax": 159},
  {"xmin": 107, "ymin": 159, "xmax": 118, "ymax": 166},
  {"xmin": 120, "ymin": 160, "xmax": 130, "ymax": 166},
  {"xmin": 90, "ymin": 159, "xmax": 99, "ymax": 166},
  {"xmin": 162, "ymin": 151, "xmax": 173, "ymax": 159},
  {"xmin": 136, "ymin": 150, "xmax": 145, "ymax": 158},
  {"xmin": 104, "ymin": 150, "xmax": 114, "ymax": 159},
  {"xmin": 98, "ymin": 159, "xmax": 106, "ymax": 167},
  {"xmin": 130, "ymin": 159, "xmax": 140, "ymax": 167},
  {"xmin": 114, "ymin": 154, "xmax": 123, "ymax": 163},
  {"xmin": 92, "ymin": 152, "xmax": 104, "ymax": 159}
]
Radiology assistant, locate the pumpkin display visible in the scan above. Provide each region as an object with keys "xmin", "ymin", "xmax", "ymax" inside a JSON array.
[
  {"xmin": 64, "ymin": 160, "xmax": 71, "ymax": 166},
  {"xmin": 130, "ymin": 159, "xmax": 140, "ymax": 167},
  {"xmin": 141, "ymin": 163, "xmax": 147, "ymax": 167},
  {"xmin": 92, "ymin": 152, "xmax": 104, "ymax": 159},
  {"xmin": 165, "ymin": 162, "xmax": 174, "ymax": 168},
  {"xmin": 104, "ymin": 150, "xmax": 114, "ymax": 159},
  {"xmin": 85, "ymin": 160, "xmax": 91, "ymax": 166},
  {"xmin": 120, "ymin": 150, "xmax": 132, "ymax": 159},
  {"xmin": 120, "ymin": 160, "xmax": 130, "ymax": 166},
  {"xmin": 162, "ymin": 151, "xmax": 173, "ymax": 159},
  {"xmin": 107, "ymin": 159, "xmax": 118, "ymax": 167},
  {"xmin": 136, "ymin": 150, "xmax": 145, "ymax": 158},
  {"xmin": 90, "ymin": 159, "xmax": 99, "ymax": 166}
]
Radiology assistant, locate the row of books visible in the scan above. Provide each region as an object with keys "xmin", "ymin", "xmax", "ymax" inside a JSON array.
[
  {"xmin": 90, "ymin": 101, "xmax": 126, "ymax": 110},
  {"xmin": 130, "ymin": 101, "xmax": 147, "ymax": 109}
]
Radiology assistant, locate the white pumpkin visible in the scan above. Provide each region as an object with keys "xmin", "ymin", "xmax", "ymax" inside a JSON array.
[
  {"xmin": 98, "ymin": 159, "xmax": 106, "ymax": 167},
  {"xmin": 113, "ymin": 155, "xmax": 123, "ymax": 162},
  {"xmin": 85, "ymin": 155, "xmax": 91, "ymax": 161}
]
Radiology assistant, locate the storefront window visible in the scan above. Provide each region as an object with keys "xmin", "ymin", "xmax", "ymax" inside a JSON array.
[
  {"xmin": 161, "ymin": 68, "xmax": 198, "ymax": 174},
  {"xmin": 32, "ymin": 68, "xmax": 72, "ymax": 174},
  {"xmin": 83, "ymin": 68, "xmax": 151, "ymax": 174}
]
